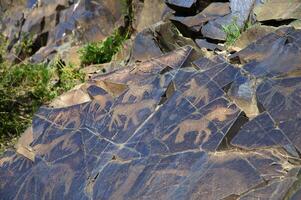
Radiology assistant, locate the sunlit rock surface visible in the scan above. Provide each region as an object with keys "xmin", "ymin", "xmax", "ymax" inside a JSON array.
[
  {"xmin": 2, "ymin": 1, "xmax": 301, "ymax": 200},
  {"xmin": 254, "ymin": 0, "xmax": 301, "ymax": 22},
  {"xmin": 2, "ymin": 28, "xmax": 301, "ymax": 198}
]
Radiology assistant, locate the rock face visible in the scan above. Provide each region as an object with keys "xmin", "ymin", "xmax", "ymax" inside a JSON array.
[
  {"xmin": 2, "ymin": 29, "xmax": 301, "ymax": 198},
  {"xmin": 233, "ymin": 25, "xmax": 276, "ymax": 49},
  {"xmin": 1, "ymin": 0, "xmax": 128, "ymax": 63},
  {"xmin": 171, "ymin": 2, "xmax": 231, "ymax": 37},
  {"xmin": 254, "ymin": 0, "xmax": 301, "ymax": 22},
  {"xmin": 133, "ymin": 0, "xmax": 167, "ymax": 32},
  {"xmin": 2, "ymin": 1, "xmax": 301, "ymax": 200}
]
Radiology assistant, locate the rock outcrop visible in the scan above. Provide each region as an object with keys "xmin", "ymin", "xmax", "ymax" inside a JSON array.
[
  {"xmin": 1, "ymin": 0, "xmax": 301, "ymax": 200},
  {"xmin": 1, "ymin": 0, "xmax": 130, "ymax": 63}
]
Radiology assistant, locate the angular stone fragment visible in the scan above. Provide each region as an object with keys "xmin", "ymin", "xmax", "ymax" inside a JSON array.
[
  {"xmin": 130, "ymin": 28, "xmax": 164, "ymax": 62},
  {"xmin": 129, "ymin": 22, "xmax": 203, "ymax": 64},
  {"xmin": 170, "ymin": 3, "xmax": 230, "ymax": 37},
  {"xmin": 228, "ymin": 73, "xmax": 259, "ymax": 118},
  {"xmin": 234, "ymin": 25, "xmax": 276, "ymax": 49},
  {"xmin": 132, "ymin": 0, "xmax": 166, "ymax": 32},
  {"xmin": 231, "ymin": 0, "xmax": 255, "ymax": 21},
  {"xmin": 257, "ymin": 77, "xmax": 301, "ymax": 122},
  {"xmin": 254, "ymin": 0, "xmax": 301, "ymax": 22},
  {"xmin": 165, "ymin": 0, "xmax": 198, "ymax": 14},
  {"xmin": 231, "ymin": 112, "xmax": 291, "ymax": 149},
  {"xmin": 201, "ymin": 0, "xmax": 255, "ymax": 40},
  {"xmin": 231, "ymin": 27, "xmax": 301, "ymax": 78},
  {"xmin": 280, "ymin": 119, "xmax": 301, "ymax": 153},
  {"xmin": 193, "ymin": 56, "xmax": 240, "ymax": 87},
  {"xmin": 166, "ymin": 0, "xmax": 196, "ymax": 8}
]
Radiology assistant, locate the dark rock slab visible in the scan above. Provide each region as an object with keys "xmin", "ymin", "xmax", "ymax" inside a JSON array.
[
  {"xmin": 240, "ymin": 176, "xmax": 298, "ymax": 200},
  {"xmin": 129, "ymin": 22, "xmax": 203, "ymax": 64},
  {"xmin": 1, "ymin": 42, "xmax": 301, "ymax": 199},
  {"xmin": 234, "ymin": 25, "xmax": 276, "ymax": 49},
  {"xmin": 231, "ymin": 112, "xmax": 291, "ymax": 149},
  {"xmin": 194, "ymin": 56, "xmax": 240, "ymax": 89},
  {"xmin": 130, "ymin": 28, "xmax": 164, "ymax": 62},
  {"xmin": 165, "ymin": 0, "xmax": 198, "ymax": 14},
  {"xmin": 227, "ymin": 73, "xmax": 260, "ymax": 118},
  {"xmin": 166, "ymin": 0, "xmax": 196, "ymax": 9},
  {"xmin": 170, "ymin": 2, "xmax": 230, "ymax": 37},
  {"xmin": 280, "ymin": 119, "xmax": 301, "ymax": 153},
  {"xmin": 173, "ymin": 150, "xmax": 297, "ymax": 200},
  {"xmin": 231, "ymin": 27, "xmax": 301, "ymax": 78},
  {"xmin": 201, "ymin": 0, "xmax": 255, "ymax": 40},
  {"xmin": 256, "ymin": 77, "xmax": 301, "ymax": 122},
  {"xmin": 257, "ymin": 77, "xmax": 301, "ymax": 155},
  {"xmin": 92, "ymin": 150, "xmax": 208, "ymax": 200}
]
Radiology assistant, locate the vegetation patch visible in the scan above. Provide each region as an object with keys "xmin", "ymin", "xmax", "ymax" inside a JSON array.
[
  {"xmin": 79, "ymin": 30, "xmax": 129, "ymax": 66},
  {"xmin": 79, "ymin": 0, "xmax": 133, "ymax": 66},
  {"xmin": 222, "ymin": 18, "xmax": 241, "ymax": 46},
  {"xmin": 13, "ymin": 33, "xmax": 34, "ymax": 61},
  {"xmin": 0, "ymin": 58, "xmax": 84, "ymax": 153}
]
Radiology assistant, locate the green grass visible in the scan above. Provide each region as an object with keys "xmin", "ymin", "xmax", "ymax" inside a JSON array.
[
  {"xmin": 13, "ymin": 33, "xmax": 34, "ymax": 60},
  {"xmin": 222, "ymin": 18, "xmax": 241, "ymax": 46},
  {"xmin": 0, "ymin": 33, "xmax": 7, "ymax": 63},
  {"xmin": 79, "ymin": 30, "xmax": 129, "ymax": 66},
  {"xmin": 0, "ymin": 58, "xmax": 84, "ymax": 153}
]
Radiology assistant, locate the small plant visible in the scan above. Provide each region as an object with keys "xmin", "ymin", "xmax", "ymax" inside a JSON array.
[
  {"xmin": 52, "ymin": 58, "xmax": 85, "ymax": 92},
  {"xmin": 243, "ymin": 20, "xmax": 253, "ymax": 31},
  {"xmin": 14, "ymin": 33, "xmax": 34, "ymax": 59},
  {"xmin": 79, "ymin": 30, "xmax": 129, "ymax": 66},
  {"xmin": 0, "ymin": 33, "xmax": 7, "ymax": 63},
  {"xmin": 222, "ymin": 18, "xmax": 241, "ymax": 46}
]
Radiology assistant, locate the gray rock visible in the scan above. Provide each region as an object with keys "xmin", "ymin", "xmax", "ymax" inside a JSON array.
[
  {"xmin": 171, "ymin": 3, "xmax": 230, "ymax": 37},
  {"xmin": 166, "ymin": 0, "xmax": 196, "ymax": 8},
  {"xmin": 202, "ymin": 0, "xmax": 255, "ymax": 40}
]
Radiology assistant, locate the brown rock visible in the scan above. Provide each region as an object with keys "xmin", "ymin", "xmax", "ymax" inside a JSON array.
[
  {"xmin": 254, "ymin": 0, "xmax": 301, "ymax": 21},
  {"xmin": 234, "ymin": 25, "xmax": 276, "ymax": 49}
]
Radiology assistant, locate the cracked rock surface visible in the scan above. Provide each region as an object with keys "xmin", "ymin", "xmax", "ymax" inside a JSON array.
[
  {"xmin": 1, "ymin": 0, "xmax": 301, "ymax": 200},
  {"xmin": 1, "ymin": 36, "xmax": 301, "ymax": 199}
]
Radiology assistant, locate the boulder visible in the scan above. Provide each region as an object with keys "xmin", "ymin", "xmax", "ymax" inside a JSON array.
[
  {"xmin": 201, "ymin": 0, "xmax": 256, "ymax": 40},
  {"xmin": 165, "ymin": 0, "xmax": 198, "ymax": 14},
  {"xmin": 234, "ymin": 25, "xmax": 276, "ymax": 49},
  {"xmin": 171, "ymin": 3, "xmax": 230, "ymax": 37},
  {"xmin": 254, "ymin": 0, "xmax": 301, "ymax": 22},
  {"xmin": 130, "ymin": 21, "xmax": 204, "ymax": 63},
  {"xmin": 132, "ymin": 0, "xmax": 167, "ymax": 32}
]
